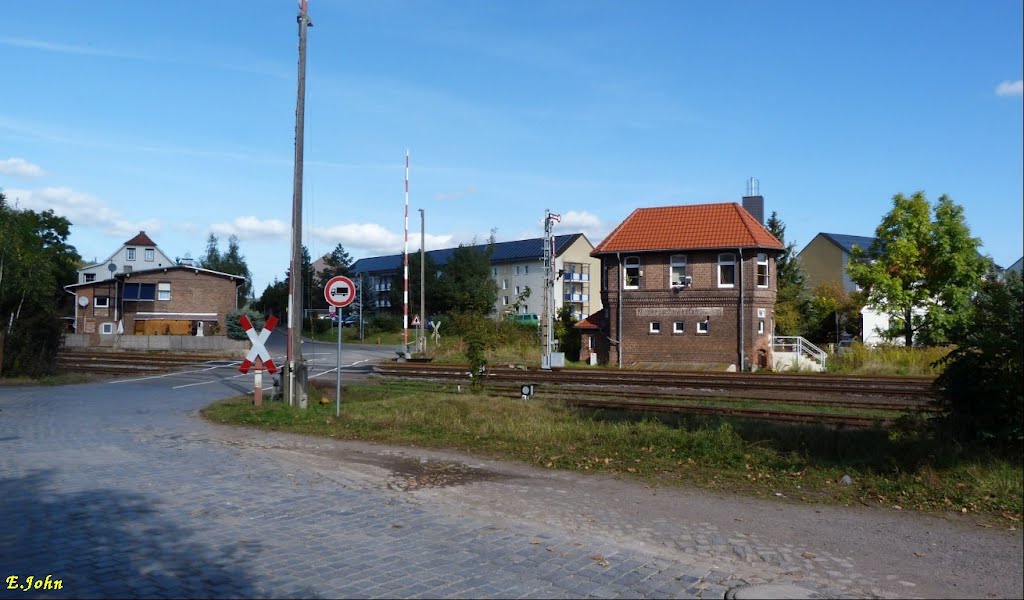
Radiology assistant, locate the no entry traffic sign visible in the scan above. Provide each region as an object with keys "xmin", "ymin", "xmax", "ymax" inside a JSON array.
[
  {"xmin": 324, "ymin": 275, "xmax": 356, "ymax": 308},
  {"xmin": 239, "ymin": 315, "xmax": 278, "ymax": 374}
]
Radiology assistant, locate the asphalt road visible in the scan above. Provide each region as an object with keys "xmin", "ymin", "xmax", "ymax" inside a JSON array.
[{"xmin": 1, "ymin": 339, "xmax": 1021, "ymax": 599}]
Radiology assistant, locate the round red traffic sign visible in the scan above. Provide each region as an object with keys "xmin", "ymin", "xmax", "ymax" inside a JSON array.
[{"xmin": 324, "ymin": 275, "xmax": 356, "ymax": 308}]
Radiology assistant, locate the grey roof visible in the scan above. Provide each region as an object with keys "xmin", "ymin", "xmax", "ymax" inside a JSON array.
[
  {"xmin": 352, "ymin": 234, "xmax": 584, "ymax": 275},
  {"xmin": 1008, "ymin": 257, "xmax": 1024, "ymax": 274},
  {"xmin": 820, "ymin": 233, "xmax": 877, "ymax": 255}
]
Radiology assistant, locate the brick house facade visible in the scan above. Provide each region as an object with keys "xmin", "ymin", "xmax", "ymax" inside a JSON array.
[
  {"xmin": 585, "ymin": 201, "xmax": 783, "ymax": 370},
  {"xmin": 65, "ymin": 266, "xmax": 243, "ymax": 344}
]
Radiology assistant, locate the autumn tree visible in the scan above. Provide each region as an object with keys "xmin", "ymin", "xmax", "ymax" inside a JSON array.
[{"xmin": 847, "ymin": 192, "xmax": 990, "ymax": 346}]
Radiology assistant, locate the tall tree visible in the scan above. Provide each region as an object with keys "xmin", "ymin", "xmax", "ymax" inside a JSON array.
[
  {"xmin": 434, "ymin": 243, "xmax": 496, "ymax": 315},
  {"xmin": 197, "ymin": 233, "xmax": 223, "ymax": 271},
  {"xmin": 221, "ymin": 235, "xmax": 253, "ymax": 302},
  {"xmin": 0, "ymin": 192, "xmax": 80, "ymax": 376},
  {"xmin": 848, "ymin": 192, "xmax": 990, "ymax": 346},
  {"xmin": 766, "ymin": 211, "xmax": 808, "ymax": 335},
  {"xmin": 197, "ymin": 233, "xmax": 252, "ymax": 304}
]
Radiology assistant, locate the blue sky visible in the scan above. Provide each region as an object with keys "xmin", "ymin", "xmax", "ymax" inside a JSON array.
[{"xmin": 2, "ymin": 0, "xmax": 1021, "ymax": 295}]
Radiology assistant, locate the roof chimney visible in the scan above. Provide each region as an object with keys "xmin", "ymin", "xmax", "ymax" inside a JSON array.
[{"xmin": 742, "ymin": 177, "xmax": 764, "ymax": 224}]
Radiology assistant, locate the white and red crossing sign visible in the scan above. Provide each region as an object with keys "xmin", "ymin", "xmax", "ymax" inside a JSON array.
[
  {"xmin": 324, "ymin": 275, "xmax": 356, "ymax": 308},
  {"xmin": 239, "ymin": 315, "xmax": 278, "ymax": 374}
]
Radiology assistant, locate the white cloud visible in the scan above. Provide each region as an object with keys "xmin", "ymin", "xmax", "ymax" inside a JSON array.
[
  {"xmin": 210, "ymin": 216, "xmax": 288, "ymax": 239},
  {"xmin": 312, "ymin": 222, "xmax": 454, "ymax": 255},
  {"xmin": 995, "ymin": 80, "xmax": 1023, "ymax": 97},
  {"xmin": 556, "ymin": 210, "xmax": 609, "ymax": 244},
  {"xmin": 3, "ymin": 186, "xmax": 159, "ymax": 236},
  {"xmin": 433, "ymin": 186, "xmax": 478, "ymax": 201},
  {"xmin": 0, "ymin": 157, "xmax": 46, "ymax": 177}
]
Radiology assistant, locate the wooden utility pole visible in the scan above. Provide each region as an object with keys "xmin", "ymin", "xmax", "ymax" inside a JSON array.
[{"xmin": 286, "ymin": 0, "xmax": 312, "ymax": 408}]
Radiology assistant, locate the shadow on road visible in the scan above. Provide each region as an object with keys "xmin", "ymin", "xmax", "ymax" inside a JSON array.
[{"xmin": 0, "ymin": 469, "xmax": 260, "ymax": 599}]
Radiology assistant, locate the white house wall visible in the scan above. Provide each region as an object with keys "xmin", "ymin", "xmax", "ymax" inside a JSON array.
[{"xmin": 78, "ymin": 245, "xmax": 174, "ymax": 284}]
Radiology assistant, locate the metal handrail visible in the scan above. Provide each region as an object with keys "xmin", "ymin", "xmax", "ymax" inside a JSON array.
[{"xmin": 772, "ymin": 336, "xmax": 827, "ymax": 369}]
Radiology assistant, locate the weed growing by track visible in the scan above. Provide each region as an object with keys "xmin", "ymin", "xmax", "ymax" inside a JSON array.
[{"xmin": 203, "ymin": 379, "xmax": 1022, "ymax": 524}]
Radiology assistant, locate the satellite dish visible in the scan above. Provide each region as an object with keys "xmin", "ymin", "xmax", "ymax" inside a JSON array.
[
  {"xmin": 78, "ymin": 296, "xmax": 89, "ymax": 307},
  {"xmin": 107, "ymin": 263, "xmax": 117, "ymax": 273}
]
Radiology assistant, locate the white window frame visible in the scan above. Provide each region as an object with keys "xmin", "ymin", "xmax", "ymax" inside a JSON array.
[
  {"xmin": 492, "ymin": 267, "xmax": 497, "ymax": 277},
  {"xmin": 624, "ymin": 256, "xmax": 640, "ymax": 289},
  {"xmin": 503, "ymin": 295, "xmax": 509, "ymax": 306},
  {"xmin": 673, "ymin": 321, "xmax": 685, "ymax": 334},
  {"xmin": 157, "ymin": 282, "xmax": 171, "ymax": 301},
  {"xmin": 84, "ymin": 273, "xmax": 96, "ymax": 282},
  {"xmin": 757, "ymin": 308, "xmax": 766, "ymax": 318},
  {"xmin": 756, "ymin": 253, "xmax": 769, "ymax": 288},
  {"xmin": 145, "ymin": 248, "xmax": 155, "ymax": 262},
  {"xmin": 94, "ymin": 296, "xmax": 109, "ymax": 308},
  {"xmin": 101, "ymin": 322, "xmax": 114, "ymax": 335},
  {"xmin": 697, "ymin": 318, "xmax": 710, "ymax": 335},
  {"xmin": 502, "ymin": 279, "xmax": 509, "ymax": 290},
  {"xmin": 126, "ymin": 247, "xmax": 136, "ymax": 261},
  {"xmin": 670, "ymin": 254, "xmax": 688, "ymax": 286},
  {"xmin": 717, "ymin": 253, "xmax": 736, "ymax": 288},
  {"xmin": 758, "ymin": 320, "xmax": 765, "ymax": 335},
  {"xmin": 649, "ymin": 321, "xmax": 661, "ymax": 334}
]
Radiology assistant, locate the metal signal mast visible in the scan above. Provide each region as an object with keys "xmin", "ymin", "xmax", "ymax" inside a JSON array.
[{"xmin": 541, "ymin": 209, "xmax": 560, "ymax": 370}]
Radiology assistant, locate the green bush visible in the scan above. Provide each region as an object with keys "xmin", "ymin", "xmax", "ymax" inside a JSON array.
[
  {"xmin": 226, "ymin": 309, "xmax": 266, "ymax": 340},
  {"xmin": 1, "ymin": 307, "xmax": 64, "ymax": 378},
  {"xmin": 932, "ymin": 272, "xmax": 1023, "ymax": 454},
  {"xmin": 366, "ymin": 313, "xmax": 402, "ymax": 335}
]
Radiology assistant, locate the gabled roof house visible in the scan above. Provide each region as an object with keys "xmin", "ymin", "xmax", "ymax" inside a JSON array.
[
  {"xmin": 77, "ymin": 231, "xmax": 175, "ymax": 284},
  {"xmin": 586, "ymin": 198, "xmax": 783, "ymax": 369}
]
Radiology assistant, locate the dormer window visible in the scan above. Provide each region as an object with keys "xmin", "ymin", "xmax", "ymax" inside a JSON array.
[
  {"xmin": 624, "ymin": 256, "xmax": 640, "ymax": 289},
  {"xmin": 718, "ymin": 253, "xmax": 736, "ymax": 288},
  {"xmin": 670, "ymin": 254, "xmax": 688, "ymax": 286}
]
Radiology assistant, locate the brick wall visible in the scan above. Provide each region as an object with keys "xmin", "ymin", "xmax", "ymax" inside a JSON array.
[
  {"xmin": 71, "ymin": 269, "xmax": 239, "ymax": 346},
  {"xmin": 597, "ymin": 249, "xmax": 777, "ymax": 369},
  {"xmin": 121, "ymin": 270, "xmax": 238, "ymax": 336}
]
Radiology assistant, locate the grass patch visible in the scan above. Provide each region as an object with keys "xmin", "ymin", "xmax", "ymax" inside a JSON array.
[
  {"xmin": 203, "ymin": 379, "xmax": 1022, "ymax": 523},
  {"xmin": 1, "ymin": 373, "xmax": 98, "ymax": 386},
  {"xmin": 827, "ymin": 343, "xmax": 953, "ymax": 376}
]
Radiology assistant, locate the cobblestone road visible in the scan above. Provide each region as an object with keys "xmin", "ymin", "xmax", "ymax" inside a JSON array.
[{"xmin": 1, "ymin": 368, "xmax": 1020, "ymax": 599}]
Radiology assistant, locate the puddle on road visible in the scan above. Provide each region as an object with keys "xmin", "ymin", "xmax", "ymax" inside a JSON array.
[{"xmin": 383, "ymin": 458, "xmax": 503, "ymax": 492}]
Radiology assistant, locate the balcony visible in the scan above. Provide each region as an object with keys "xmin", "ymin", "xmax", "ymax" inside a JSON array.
[
  {"xmin": 563, "ymin": 293, "xmax": 589, "ymax": 303},
  {"xmin": 564, "ymin": 272, "xmax": 590, "ymax": 282}
]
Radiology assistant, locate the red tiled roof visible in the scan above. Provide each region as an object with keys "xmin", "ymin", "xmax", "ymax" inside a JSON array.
[
  {"xmin": 574, "ymin": 309, "xmax": 604, "ymax": 330},
  {"xmin": 592, "ymin": 203, "xmax": 783, "ymax": 255},
  {"xmin": 124, "ymin": 231, "xmax": 156, "ymax": 246}
]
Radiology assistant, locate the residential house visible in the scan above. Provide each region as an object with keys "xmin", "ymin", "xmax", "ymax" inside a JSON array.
[
  {"xmin": 586, "ymin": 198, "xmax": 784, "ymax": 370},
  {"xmin": 797, "ymin": 233, "xmax": 894, "ymax": 345},
  {"xmin": 1006, "ymin": 257, "xmax": 1023, "ymax": 276},
  {"xmin": 350, "ymin": 233, "xmax": 602, "ymax": 321},
  {"xmin": 65, "ymin": 265, "xmax": 243, "ymax": 344},
  {"xmin": 77, "ymin": 231, "xmax": 175, "ymax": 284}
]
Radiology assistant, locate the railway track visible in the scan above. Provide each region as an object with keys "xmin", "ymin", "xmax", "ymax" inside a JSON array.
[
  {"xmin": 57, "ymin": 350, "xmax": 239, "ymax": 376},
  {"xmin": 374, "ymin": 362, "xmax": 935, "ymax": 428}
]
